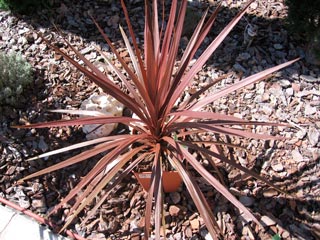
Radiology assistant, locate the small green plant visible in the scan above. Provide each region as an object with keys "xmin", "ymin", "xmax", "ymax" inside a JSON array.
[
  {"xmin": 286, "ymin": 0, "xmax": 320, "ymax": 64},
  {"xmin": 272, "ymin": 233, "xmax": 281, "ymax": 240},
  {"xmin": 16, "ymin": 0, "xmax": 298, "ymax": 238},
  {"xmin": 0, "ymin": 51, "xmax": 33, "ymax": 107},
  {"xmin": 0, "ymin": 0, "xmax": 50, "ymax": 13},
  {"xmin": 0, "ymin": 0, "xmax": 9, "ymax": 10},
  {"xmin": 285, "ymin": 0, "xmax": 320, "ymax": 38}
]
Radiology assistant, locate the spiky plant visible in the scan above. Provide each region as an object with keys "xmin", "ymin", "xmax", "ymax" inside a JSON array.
[{"xmin": 16, "ymin": 0, "xmax": 298, "ymax": 238}]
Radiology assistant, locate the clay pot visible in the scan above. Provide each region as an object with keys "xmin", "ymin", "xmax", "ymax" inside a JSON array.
[{"xmin": 133, "ymin": 171, "xmax": 182, "ymax": 193}]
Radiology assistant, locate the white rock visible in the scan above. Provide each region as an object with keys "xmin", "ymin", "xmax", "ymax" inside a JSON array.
[
  {"xmin": 305, "ymin": 104, "xmax": 317, "ymax": 115},
  {"xmin": 296, "ymin": 129, "xmax": 307, "ymax": 139},
  {"xmin": 261, "ymin": 215, "xmax": 276, "ymax": 226},
  {"xmin": 271, "ymin": 163, "xmax": 284, "ymax": 172},
  {"xmin": 308, "ymin": 127, "xmax": 320, "ymax": 147},
  {"xmin": 80, "ymin": 94, "xmax": 124, "ymax": 139},
  {"xmin": 286, "ymin": 88, "xmax": 294, "ymax": 96},
  {"xmin": 292, "ymin": 149, "xmax": 304, "ymax": 162}
]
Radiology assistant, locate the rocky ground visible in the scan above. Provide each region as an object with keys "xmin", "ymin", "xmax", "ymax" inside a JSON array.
[{"xmin": 0, "ymin": 0, "xmax": 319, "ymax": 239}]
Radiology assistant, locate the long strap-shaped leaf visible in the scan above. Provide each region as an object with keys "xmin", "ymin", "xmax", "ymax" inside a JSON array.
[
  {"xmin": 167, "ymin": 122, "xmax": 286, "ymax": 140},
  {"xmin": 181, "ymin": 140, "xmax": 286, "ymax": 194},
  {"xmin": 80, "ymin": 150, "xmax": 150, "ymax": 226},
  {"xmin": 26, "ymin": 135, "xmax": 128, "ymax": 161},
  {"xmin": 41, "ymin": 34, "xmax": 148, "ymax": 124},
  {"xmin": 191, "ymin": 58, "xmax": 300, "ymax": 110},
  {"xmin": 144, "ymin": 0, "xmax": 157, "ymax": 101},
  {"xmin": 177, "ymin": 141, "xmax": 262, "ymax": 225},
  {"xmin": 166, "ymin": 0, "xmax": 255, "ymax": 114},
  {"xmin": 180, "ymin": 72, "xmax": 230, "ymax": 109},
  {"xmin": 18, "ymin": 139, "xmax": 123, "ymax": 183},
  {"xmin": 164, "ymin": 137, "xmax": 261, "ymax": 226},
  {"xmin": 158, "ymin": 0, "xmax": 177, "ymax": 75},
  {"xmin": 120, "ymin": 0, "xmax": 147, "ymax": 84},
  {"xmin": 60, "ymin": 145, "xmax": 148, "ymax": 233},
  {"xmin": 144, "ymin": 143, "xmax": 161, "ymax": 239},
  {"xmin": 13, "ymin": 116, "xmax": 142, "ymax": 129},
  {"xmin": 89, "ymin": 17, "xmax": 153, "ymax": 124},
  {"xmin": 153, "ymin": 144, "xmax": 163, "ymax": 239},
  {"xmin": 64, "ymin": 145, "xmax": 149, "ymax": 230},
  {"xmin": 163, "ymin": 140, "xmax": 221, "ymax": 239},
  {"xmin": 49, "ymin": 134, "xmax": 148, "ymax": 216},
  {"xmin": 156, "ymin": 0, "xmax": 188, "ymax": 110},
  {"xmin": 96, "ymin": 45, "xmax": 147, "ymax": 113},
  {"xmin": 167, "ymin": 3, "xmax": 221, "ymax": 104},
  {"xmin": 158, "ymin": 1, "xmax": 187, "ymax": 103}
]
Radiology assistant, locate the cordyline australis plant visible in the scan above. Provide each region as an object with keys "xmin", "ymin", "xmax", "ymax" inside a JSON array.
[{"xmin": 15, "ymin": 0, "xmax": 298, "ymax": 238}]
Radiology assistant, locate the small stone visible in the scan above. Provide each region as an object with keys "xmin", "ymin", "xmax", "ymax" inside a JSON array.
[
  {"xmin": 233, "ymin": 62, "xmax": 247, "ymax": 73},
  {"xmin": 6, "ymin": 166, "xmax": 16, "ymax": 175},
  {"xmin": 249, "ymin": 2, "xmax": 258, "ymax": 10},
  {"xmin": 185, "ymin": 226, "xmax": 193, "ymax": 238},
  {"xmin": 312, "ymin": 148, "xmax": 320, "ymax": 161},
  {"xmin": 279, "ymin": 79, "xmax": 291, "ymax": 88},
  {"xmin": 19, "ymin": 198, "xmax": 31, "ymax": 209},
  {"xmin": 237, "ymin": 52, "xmax": 251, "ymax": 61},
  {"xmin": 292, "ymin": 149, "xmax": 304, "ymax": 162},
  {"xmin": 190, "ymin": 218, "xmax": 199, "ymax": 231},
  {"xmin": 261, "ymin": 215, "xmax": 276, "ymax": 226},
  {"xmin": 18, "ymin": 36, "xmax": 28, "ymax": 45},
  {"xmin": 273, "ymin": 43, "xmax": 283, "ymax": 50},
  {"xmin": 32, "ymin": 198, "xmax": 47, "ymax": 212},
  {"xmin": 261, "ymin": 92, "xmax": 270, "ymax": 102},
  {"xmin": 308, "ymin": 127, "xmax": 320, "ymax": 147},
  {"xmin": 286, "ymin": 87, "xmax": 294, "ymax": 96},
  {"xmin": 80, "ymin": 46, "xmax": 93, "ymax": 55},
  {"xmin": 296, "ymin": 129, "xmax": 307, "ymax": 139},
  {"xmin": 300, "ymin": 75, "xmax": 320, "ymax": 83},
  {"xmin": 271, "ymin": 163, "xmax": 284, "ymax": 172},
  {"xmin": 239, "ymin": 196, "xmax": 255, "ymax": 207},
  {"xmin": 242, "ymin": 225, "xmax": 255, "ymax": 239},
  {"xmin": 261, "ymin": 105, "xmax": 273, "ymax": 115},
  {"xmin": 38, "ymin": 136, "xmax": 48, "ymax": 152},
  {"xmin": 263, "ymin": 189, "xmax": 278, "ymax": 198},
  {"xmin": 281, "ymin": 230, "xmax": 290, "ymax": 239},
  {"xmin": 169, "ymin": 192, "xmax": 181, "ymax": 204},
  {"xmin": 305, "ymin": 104, "xmax": 317, "ymax": 115},
  {"xmin": 18, "ymin": 28, "xmax": 29, "ymax": 35},
  {"xmin": 292, "ymin": 83, "xmax": 300, "ymax": 92},
  {"xmin": 169, "ymin": 205, "xmax": 181, "ymax": 217},
  {"xmin": 108, "ymin": 15, "xmax": 120, "ymax": 27},
  {"xmin": 244, "ymin": 92, "xmax": 254, "ymax": 99}
]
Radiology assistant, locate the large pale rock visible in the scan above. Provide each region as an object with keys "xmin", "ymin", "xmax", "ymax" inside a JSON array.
[{"xmin": 80, "ymin": 94, "xmax": 124, "ymax": 139}]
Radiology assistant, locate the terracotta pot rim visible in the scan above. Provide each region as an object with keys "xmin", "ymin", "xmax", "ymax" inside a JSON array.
[{"xmin": 133, "ymin": 171, "xmax": 182, "ymax": 193}]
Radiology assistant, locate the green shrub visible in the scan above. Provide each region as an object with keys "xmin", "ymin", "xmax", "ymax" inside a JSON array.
[
  {"xmin": 286, "ymin": 0, "xmax": 320, "ymax": 64},
  {"xmin": 0, "ymin": 0, "xmax": 9, "ymax": 10},
  {"xmin": 0, "ymin": 52, "xmax": 33, "ymax": 106},
  {"xmin": 0, "ymin": 0, "xmax": 51, "ymax": 13},
  {"xmin": 285, "ymin": 0, "xmax": 320, "ymax": 38}
]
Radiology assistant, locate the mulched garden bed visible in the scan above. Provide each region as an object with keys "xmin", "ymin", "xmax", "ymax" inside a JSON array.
[{"xmin": 0, "ymin": 0, "xmax": 319, "ymax": 239}]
